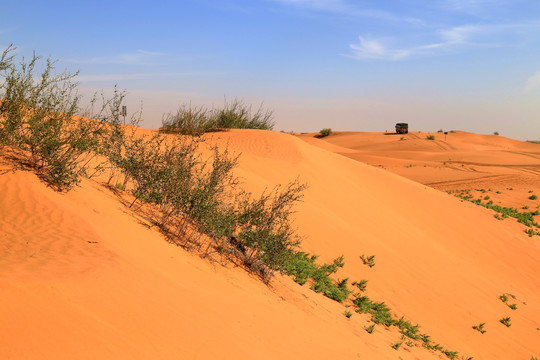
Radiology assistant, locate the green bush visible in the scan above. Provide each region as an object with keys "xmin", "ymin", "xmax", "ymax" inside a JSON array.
[
  {"xmin": 315, "ymin": 128, "xmax": 332, "ymax": 138},
  {"xmin": 0, "ymin": 49, "xmax": 106, "ymax": 190},
  {"xmin": 529, "ymin": 194, "xmax": 538, "ymax": 200},
  {"xmin": 426, "ymin": 135, "xmax": 435, "ymax": 140}
]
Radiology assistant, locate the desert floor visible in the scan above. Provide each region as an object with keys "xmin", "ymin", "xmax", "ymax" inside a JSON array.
[{"xmin": 1, "ymin": 129, "xmax": 539, "ymax": 359}]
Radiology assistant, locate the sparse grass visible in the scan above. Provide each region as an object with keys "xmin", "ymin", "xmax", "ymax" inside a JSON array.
[
  {"xmin": 160, "ymin": 99, "xmax": 274, "ymax": 135},
  {"xmin": 508, "ymin": 303, "xmax": 518, "ymax": 310},
  {"xmin": 472, "ymin": 323, "xmax": 486, "ymax": 334},
  {"xmin": 500, "ymin": 317, "xmax": 511, "ymax": 327},
  {"xmin": 360, "ymin": 254, "xmax": 376, "ymax": 267},
  {"xmin": 499, "ymin": 294, "xmax": 509, "ymax": 303},
  {"xmin": 454, "ymin": 193, "xmax": 540, "ymax": 231},
  {"xmin": 344, "ymin": 310, "xmax": 353, "ymax": 318},
  {"xmin": 426, "ymin": 135, "xmax": 435, "ymax": 140},
  {"xmin": 391, "ymin": 342, "xmax": 402, "ymax": 350}
]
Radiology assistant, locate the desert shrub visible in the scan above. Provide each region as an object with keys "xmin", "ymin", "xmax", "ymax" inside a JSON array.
[
  {"xmin": 344, "ymin": 310, "xmax": 352, "ymax": 318},
  {"xmin": 499, "ymin": 294, "xmax": 508, "ymax": 303},
  {"xmin": 426, "ymin": 135, "xmax": 435, "ymax": 140},
  {"xmin": 315, "ymin": 128, "xmax": 332, "ymax": 138},
  {"xmin": 529, "ymin": 194, "xmax": 538, "ymax": 200},
  {"xmin": 161, "ymin": 99, "xmax": 274, "ymax": 135},
  {"xmin": 494, "ymin": 131, "xmax": 499, "ymax": 136},
  {"xmin": 500, "ymin": 317, "xmax": 511, "ymax": 327},
  {"xmin": 0, "ymin": 50, "xmax": 106, "ymax": 190},
  {"xmin": 160, "ymin": 104, "xmax": 215, "ymax": 135},
  {"xmin": 391, "ymin": 342, "xmax": 402, "ymax": 350},
  {"xmin": 214, "ymin": 98, "xmax": 274, "ymax": 130},
  {"xmin": 235, "ymin": 181, "xmax": 306, "ymax": 270}
]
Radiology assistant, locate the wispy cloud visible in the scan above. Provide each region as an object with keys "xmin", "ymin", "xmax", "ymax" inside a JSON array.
[
  {"xmin": 76, "ymin": 71, "xmax": 225, "ymax": 83},
  {"xmin": 347, "ymin": 25, "xmax": 477, "ymax": 60},
  {"xmin": 347, "ymin": 21, "xmax": 539, "ymax": 60},
  {"xmin": 63, "ymin": 50, "xmax": 165, "ymax": 66},
  {"xmin": 440, "ymin": 0, "xmax": 510, "ymax": 13},
  {"xmin": 524, "ymin": 71, "xmax": 540, "ymax": 93},
  {"xmin": 348, "ymin": 36, "xmax": 411, "ymax": 60},
  {"xmin": 268, "ymin": 0, "xmax": 408, "ymax": 22}
]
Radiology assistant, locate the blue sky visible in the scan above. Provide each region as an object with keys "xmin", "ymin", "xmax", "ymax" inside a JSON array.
[{"xmin": 2, "ymin": 0, "xmax": 540, "ymax": 139}]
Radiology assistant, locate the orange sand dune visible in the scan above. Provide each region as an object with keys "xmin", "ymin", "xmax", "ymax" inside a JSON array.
[
  {"xmin": 300, "ymin": 131, "xmax": 540, "ymax": 211},
  {"xmin": 1, "ymin": 129, "xmax": 539, "ymax": 359}
]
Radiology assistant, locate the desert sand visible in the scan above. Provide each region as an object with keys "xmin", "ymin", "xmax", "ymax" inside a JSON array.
[{"xmin": 1, "ymin": 129, "xmax": 539, "ymax": 359}]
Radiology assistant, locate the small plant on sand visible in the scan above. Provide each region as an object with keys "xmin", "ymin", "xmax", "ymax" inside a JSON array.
[
  {"xmin": 443, "ymin": 350, "xmax": 459, "ymax": 359},
  {"xmin": 500, "ymin": 317, "xmax": 511, "ymax": 327},
  {"xmin": 282, "ymin": 252, "xmax": 352, "ymax": 302},
  {"xmin": 426, "ymin": 135, "xmax": 435, "ymax": 140},
  {"xmin": 529, "ymin": 194, "xmax": 538, "ymax": 200},
  {"xmin": 508, "ymin": 303, "xmax": 518, "ymax": 310},
  {"xmin": 344, "ymin": 310, "xmax": 353, "ymax": 318},
  {"xmin": 391, "ymin": 342, "xmax": 402, "ymax": 350},
  {"xmin": 352, "ymin": 279, "xmax": 368, "ymax": 292},
  {"xmin": 360, "ymin": 254, "xmax": 376, "ymax": 267},
  {"xmin": 472, "ymin": 322, "xmax": 486, "ymax": 334},
  {"xmin": 364, "ymin": 324, "xmax": 375, "ymax": 334},
  {"xmin": 494, "ymin": 131, "xmax": 499, "ymax": 135},
  {"xmin": 499, "ymin": 294, "xmax": 508, "ymax": 303},
  {"xmin": 315, "ymin": 128, "xmax": 332, "ymax": 138}
]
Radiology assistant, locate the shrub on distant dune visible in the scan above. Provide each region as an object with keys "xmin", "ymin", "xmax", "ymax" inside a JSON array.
[
  {"xmin": 160, "ymin": 99, "xmax": 274, "ymax": 135},
  {"xmin": 426, "ymin": 135, "xmax": 435, "ymax": 140},
  {"xmin": 315, "ymin": 128, "xmax": 332, "ymax": 138}
]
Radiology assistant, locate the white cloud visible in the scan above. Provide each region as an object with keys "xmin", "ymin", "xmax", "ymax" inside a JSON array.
[
  {"xmin": 348, "ymin": 24, "xmax": 487, "ymax": 61},
  {"xmin": 348, "ymin": 36, "xmax": 411, "ymax": 60},
  {"xmin": 524, "ymin": 71, "xmax": 540, "ymax": 93},
  {"xmin": 63, "ymin": 50, "xmax": 165, "ymax": 66}
]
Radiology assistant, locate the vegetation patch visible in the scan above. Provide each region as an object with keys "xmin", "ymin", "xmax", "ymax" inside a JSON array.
[
  {"xmin": 500, "ymin": 317, "xmax": 511, "ymax": 327},
  {"xmin": 315, "ymin": 128, "xmax": 332, "ymax": 138},
  {"xmin": 472, "ymin": 322, "xmax": 486, "ymax": 334}
]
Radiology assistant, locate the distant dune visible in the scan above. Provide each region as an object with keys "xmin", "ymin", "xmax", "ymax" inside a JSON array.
[{"xmin": 1, "ymin": 129, "xmax": 539, "ymax": 359}]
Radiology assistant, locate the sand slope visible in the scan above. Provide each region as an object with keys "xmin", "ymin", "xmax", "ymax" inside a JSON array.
[{"xmin": 1, "ymin": 129, "xmax": 539, "ymax": 359}]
